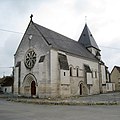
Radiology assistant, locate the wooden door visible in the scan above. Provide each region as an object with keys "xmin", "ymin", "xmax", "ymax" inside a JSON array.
[
  {"xmin": 80, "ymin": 84, "xmax": 82, "ymax": 95},
  {"xmin": 31, "ymin": 81, "xmax": 36, "ymax": 96}
]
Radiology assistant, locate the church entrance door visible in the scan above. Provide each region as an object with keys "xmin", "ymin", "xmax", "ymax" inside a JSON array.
[
  {"xmin": 31, "ymin": 81, "xmax": 36, "ymax": 96},
  {"xmin": 80, "ymin": 83, "xmax": 82, "ymax": 95}
]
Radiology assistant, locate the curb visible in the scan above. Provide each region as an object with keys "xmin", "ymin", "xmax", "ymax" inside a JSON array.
[{"xmin": 7, "ymin": 98, "xmax": 120, "ymax": 106}]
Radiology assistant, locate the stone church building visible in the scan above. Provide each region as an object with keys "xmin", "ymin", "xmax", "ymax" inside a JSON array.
[{"xmin": 14, "ymin": 16, "xmax": 111, "ymax": 98}]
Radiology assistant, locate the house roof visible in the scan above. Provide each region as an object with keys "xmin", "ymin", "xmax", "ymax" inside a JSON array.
[
  {"xmin": 33, "ymin": 22, "xmax": 98, "ymax": 61},
  {"xmin": 78, "ymin": 24, "xmax": 100, "ymax": 51},
  {"xmin": 0, "ymin": 78, "xmax": 4, "ymax": 84},
  {"xmin": 115, "ymin": 66, "xmax": 120, "ymax": 72},
  {"xmin": 0, "ymin": 76, "xmax": 14, "ymax": 87},
  {"xmin": 111, "ymin": 66, "xmax": 120, "ymax": 74}
]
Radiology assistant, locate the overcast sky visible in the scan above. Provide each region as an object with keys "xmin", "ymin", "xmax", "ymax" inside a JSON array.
[{"xmin": 0, "ymin": 0, "xmax": 120, "ymax": 77}]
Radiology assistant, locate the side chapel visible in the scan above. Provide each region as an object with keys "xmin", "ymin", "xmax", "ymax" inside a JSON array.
[{"xmin": 14, "ymin": 15, "xmax": 112, "ymax": 98}]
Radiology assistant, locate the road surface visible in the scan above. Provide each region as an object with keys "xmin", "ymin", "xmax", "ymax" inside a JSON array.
[{"xmin": 0, "ymin": 98, "xmax": 120, "ymax": 120}]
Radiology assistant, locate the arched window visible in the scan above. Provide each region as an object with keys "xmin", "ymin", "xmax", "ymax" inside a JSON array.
[
  {"xmin": 95, "ymin": 71, "xmax": 97, "ymax": 78},
  {"xmin": 76, "ymin": 67, "xmax": 79, "ymax": 77},
  {"xmin": 70, "ymin": 67, "xmax": 72, "ymax": 76}
]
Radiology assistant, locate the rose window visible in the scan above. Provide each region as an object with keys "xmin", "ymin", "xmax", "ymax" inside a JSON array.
[{"xmin": 24, "ymin": 49, "xmax": 36, "ymax": 69}]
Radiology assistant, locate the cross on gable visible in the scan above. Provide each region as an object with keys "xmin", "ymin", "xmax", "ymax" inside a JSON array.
[{"xmin": 30, "ymin": 14, "xmax": 33, "ymax": 21}]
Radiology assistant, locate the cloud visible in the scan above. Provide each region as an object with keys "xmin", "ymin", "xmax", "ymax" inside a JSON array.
[
  {"xmin": 101, "ymin": 49, "xmax": 120, "ymax": 71},
  {"xmin": 0, "ymin": 46, "xmax": 12, "ymax": 77},
  {"xmin": 0, "ymin": 0, "xmax": 42, "ymax": 14},
  {"xmin": 0, "ymin": 33, "xmax": 22, "ymax": 77},
  {"xmin": 0, "ymin": 0, "xmax": 120, "ymax": 77}
]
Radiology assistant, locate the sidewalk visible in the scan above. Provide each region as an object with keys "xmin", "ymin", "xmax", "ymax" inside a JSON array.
[{"xmin": 0, "ymin": 92, "xmax": 120, "ymax": 105}]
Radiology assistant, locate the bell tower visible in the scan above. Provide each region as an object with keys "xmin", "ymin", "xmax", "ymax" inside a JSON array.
[{"xmin": 78, "ymin": 24, "xmax": 101, "ymax": 59}]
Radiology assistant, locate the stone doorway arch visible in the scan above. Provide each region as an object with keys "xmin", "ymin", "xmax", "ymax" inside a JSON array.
[
  {"xmin": 79, "ymin": 81, "xmax": 88, "ymax": 96},
  {"xmin": 23, "ymin": 74, "xmax": 37, "ymax": 97}
]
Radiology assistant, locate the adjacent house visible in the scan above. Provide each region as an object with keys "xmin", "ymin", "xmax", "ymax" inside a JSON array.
[
  {"xmin": 14, "ymin": 15, "xmax": 112, "ymax": 98},
  {"xmin": 111, "ymin": 66, "xmax": 120, "ymax": 91},
  {"xmin": 0, "ymin": 76, "xmax": 14, "ymax": 94}
]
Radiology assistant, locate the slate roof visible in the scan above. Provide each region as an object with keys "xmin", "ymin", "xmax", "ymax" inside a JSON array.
[
  {"xmin": 116, "ymin": 66, "xmax": 120, "ymax": 72},
  {"xmin": 84, "ymin": 64, "xmax": 92, "ymax": 73},
  {"xmin": 33, "ymin": 22, "xmax": 98, "ymax": 61},
  {"xmin": 114, "ymin": 66, "xmax": 120, "ymax": 73},
  {"xmin": 78, "ymin": 24, "xmax": 100, "ymax": 50},
  {"xmin": 0, "ymin": 76, "xmax": 14, "ymax": 87},
  {"xmin": 58, "ymin": 53, "xmax": 69, "ymax": 70},
  {"xmin": 111, "ymin": 66, "xmax": 120, "ymax": 74}
]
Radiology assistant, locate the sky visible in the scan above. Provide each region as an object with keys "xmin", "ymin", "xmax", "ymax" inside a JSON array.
[{"xmin": 0, "ymin": 0, "xmax": 120, "ymax": 77}]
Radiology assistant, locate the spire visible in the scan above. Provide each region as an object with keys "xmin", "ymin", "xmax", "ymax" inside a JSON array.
[{"xmin": 78, "ymin": 24, "xmax": 100, "ymax": 51}]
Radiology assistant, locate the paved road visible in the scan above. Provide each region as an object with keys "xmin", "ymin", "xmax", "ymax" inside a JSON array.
[{"xmin": 0, "ymin": 99, "xmax": 120, "ymax": 120}]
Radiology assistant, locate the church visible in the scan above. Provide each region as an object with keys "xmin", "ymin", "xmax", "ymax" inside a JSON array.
[{"xmin": 14, "ymin": 15, "xmax": 112, "ymax": 98}]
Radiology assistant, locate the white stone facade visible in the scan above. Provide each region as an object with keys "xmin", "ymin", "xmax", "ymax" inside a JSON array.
[
  {"xmin": 14, "ymin": 20, "xmax": 112, "ymax": 98},
  {"xmin": 1, "ymin": 86, "xmax": 12, "ymax": 93}
]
